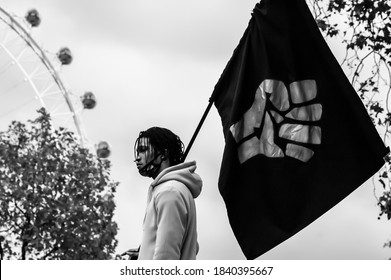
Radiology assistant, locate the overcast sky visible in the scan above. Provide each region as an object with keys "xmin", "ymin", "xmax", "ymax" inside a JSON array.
[{"xmin": 0, "ymin": 0, "xmax": 390, "ymax": 260}]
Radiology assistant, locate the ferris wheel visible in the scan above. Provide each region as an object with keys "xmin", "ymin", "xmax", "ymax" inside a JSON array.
[{"xmin": 0, "ymin": 7, "xmax": 99, "ymax": 150}]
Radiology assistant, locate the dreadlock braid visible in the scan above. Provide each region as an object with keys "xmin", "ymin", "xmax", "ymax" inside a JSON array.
[{"xmin": 134, "ymin": 127, "xmax": 185, "ymax": 166}]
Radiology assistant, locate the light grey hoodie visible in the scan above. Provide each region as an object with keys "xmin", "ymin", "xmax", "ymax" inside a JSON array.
[{"xmin": 138, "ymin": 161, "xmax": 202, "ymax": 260}]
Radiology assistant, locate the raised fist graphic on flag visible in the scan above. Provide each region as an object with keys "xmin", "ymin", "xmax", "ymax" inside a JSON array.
[{"xmin": 230, "ymin": 79, "xmax": 322, "ymax": 163}]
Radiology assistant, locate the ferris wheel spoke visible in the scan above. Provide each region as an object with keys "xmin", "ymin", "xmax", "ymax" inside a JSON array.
[
  {"xmin": 0, "ymin": 95, "xmax": 36, "ymax": 118},
  {"xmin": 0, "ymin": 81, "xmax": 24, "ymax": 97},
  {"xmin": 0, "ymin": 56, "xmax": 15, "ymax": 74}
]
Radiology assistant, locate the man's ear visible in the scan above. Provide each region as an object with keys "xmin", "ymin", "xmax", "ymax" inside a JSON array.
[{"xmin": 160, "ymin": 149, "xmax": 168, "ymax": 160}]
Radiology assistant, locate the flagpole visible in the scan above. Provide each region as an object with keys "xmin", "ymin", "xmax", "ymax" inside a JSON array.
[{"xmin": 183, "ymin": 97, "xmax": 214, "ymax": 161}]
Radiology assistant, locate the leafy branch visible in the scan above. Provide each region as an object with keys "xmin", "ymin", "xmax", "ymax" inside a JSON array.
[
  {"xmin": 0, "ymin": 108, "xmax": 119, "ymax": 259},
  {"xmin": 308, "ymin": 0, "xmax": 391, "ymax": 253}
]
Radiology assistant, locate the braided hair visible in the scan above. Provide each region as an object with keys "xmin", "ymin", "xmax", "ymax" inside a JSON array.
[{"xmin": 134, "ymin": 127, "xmax": 185, "ymax": 166}]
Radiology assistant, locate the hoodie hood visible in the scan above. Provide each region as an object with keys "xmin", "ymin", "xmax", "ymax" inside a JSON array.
[{"xmin": 150, "ymin": 161, "xmax": 202, "ymax": 198}]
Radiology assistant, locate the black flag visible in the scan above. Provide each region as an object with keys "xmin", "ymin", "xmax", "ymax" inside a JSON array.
[{"xmin": 213, "ymin": 0, "xmax": 389, "ymax": 259}]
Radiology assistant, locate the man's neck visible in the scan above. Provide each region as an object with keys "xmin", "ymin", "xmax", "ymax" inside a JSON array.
[{"xmin": 151, "ymin": 159, "xmax": 171, "ymax": 179}]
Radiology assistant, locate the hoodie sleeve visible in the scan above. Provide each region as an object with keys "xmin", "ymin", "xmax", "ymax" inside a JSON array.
[{"xmin": 153, "ymin": 188, "xmax": 187, "ymax": 260}]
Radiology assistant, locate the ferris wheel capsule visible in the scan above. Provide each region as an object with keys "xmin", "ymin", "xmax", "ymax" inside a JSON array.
[
  {"xmin": 57, "ymin": 47, "xmax": 73, "ymax": 65},
  {"xmin": 0, "ymin": 7, "xmax": 90, "ymax": 147},
  {"xmin": 96, "ymin": 141, "xmax": 111, "ymax": 158},
  {"xmin": 25, "ymin": 9, "xmax": 41, "ymax": 27},
  {"xmin": 81, "ymin": 91, "xmax": 97, "ymax": 109}
]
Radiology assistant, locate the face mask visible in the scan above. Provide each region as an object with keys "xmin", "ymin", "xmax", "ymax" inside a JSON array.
[{"xmin": 138, "ymin": 152, "xmax": 162, "ymax": 178}]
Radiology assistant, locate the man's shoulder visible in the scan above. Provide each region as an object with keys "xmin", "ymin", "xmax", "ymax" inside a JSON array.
[
  {"xmin": 154, "ymin": 179, "xmax": 186, "ymax": 192},
  {"xmin": 153, "ymin": 180, "xmax": 191, "ymax": 199}
]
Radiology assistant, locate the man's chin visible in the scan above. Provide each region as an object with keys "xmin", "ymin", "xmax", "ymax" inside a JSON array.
[{"xmin": 138, "ymin": 168, "xmax": 150, "ymax": 177}]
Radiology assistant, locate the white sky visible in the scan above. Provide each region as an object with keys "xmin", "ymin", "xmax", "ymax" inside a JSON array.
[{"xmin": 0, "ymin": 0, "xmax": 390, "ymax": 260}]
